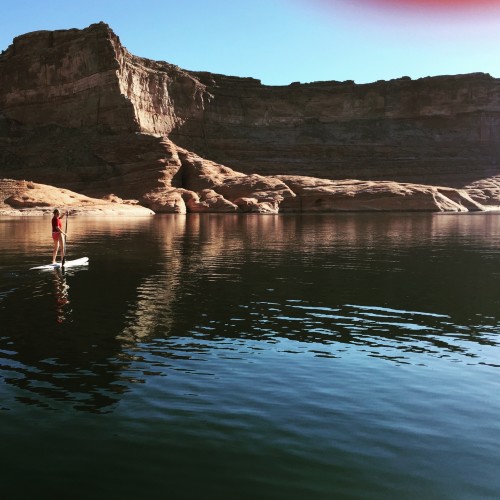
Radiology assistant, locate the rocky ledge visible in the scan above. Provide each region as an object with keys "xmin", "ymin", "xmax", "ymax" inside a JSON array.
[
  {"xmin": 0, "ymin": 179, "xmax": 153, "ymax": 216},
  {"xmin": 0, "ymin": 153, "xmax": 491, "ymax": 214}
]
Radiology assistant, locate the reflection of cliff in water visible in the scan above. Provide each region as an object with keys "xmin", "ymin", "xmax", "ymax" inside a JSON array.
[
  {"xmin": 118, "ymin": 214, "xmax": 500, "ymax": 366},
  {"xmin": 0, "ymin": 217, "xmax": 163, "ymax": 413},
  {"xmin": 1, "ymin": 271, "xmax": 125, "ymax": 412},
  {"xmin": 3, "ymin": 213, "xmax": 499, "ymax": 414}
]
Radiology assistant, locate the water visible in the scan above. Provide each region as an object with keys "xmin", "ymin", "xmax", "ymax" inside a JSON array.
[{"xmin": 1, "ymin": 213, "xmax": 500, "ymax": 499}]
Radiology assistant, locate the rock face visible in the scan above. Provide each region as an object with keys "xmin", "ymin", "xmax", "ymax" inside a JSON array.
[
  {"xmin": 1, "ymin": 22, "xmax": 500, "ymax": 213},
  {"xmin": 176, "ymin": 73, "xmax": 500, "ymax": 188},
  {"xmin": 276, "ymin": 176, "xmax": 484, "ymax": 213},
  {"xmin": 0, "ymin": 22, "xmax": 207, "ymax": 135},
  {"xmin": 0, "ymin": 24, "xmax": 137, "ymax": 131}
]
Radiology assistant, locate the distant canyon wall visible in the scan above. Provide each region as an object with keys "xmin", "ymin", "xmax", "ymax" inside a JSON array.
[
  {"xmin": 174, "ymin": 72, "xmax": 500, "ymax": 187},
  {"xmin": 1, "ymin": 22, "xmax": 500, "ymax": 213}
]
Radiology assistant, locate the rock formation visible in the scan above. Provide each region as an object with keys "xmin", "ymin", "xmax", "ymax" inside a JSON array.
[
  {"xmin": 0, "ymin": 179, "xmax": 154, "ymax": 216},
  {"xmin": 1, "ymin": 22, "xmax": 500, "ymax": 213}
]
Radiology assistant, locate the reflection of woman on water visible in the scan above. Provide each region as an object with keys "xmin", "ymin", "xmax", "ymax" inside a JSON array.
[
  {"xmin": 51, "ymin": 208, "xmax": 67, "ymax": 264},
  {"xmin": 53, "ymin": 268, "xmax": 71, "ymax": 323}
]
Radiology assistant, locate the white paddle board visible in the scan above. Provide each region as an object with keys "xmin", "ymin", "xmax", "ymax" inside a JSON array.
[{"xmin": 30, "ymin": 257, "xmax": 89, "ymax": 270}]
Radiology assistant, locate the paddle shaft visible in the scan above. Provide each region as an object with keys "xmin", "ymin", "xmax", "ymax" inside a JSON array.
[{"xmin": 62, "ymin": 210, "xmax": 68, "ymax": 265}]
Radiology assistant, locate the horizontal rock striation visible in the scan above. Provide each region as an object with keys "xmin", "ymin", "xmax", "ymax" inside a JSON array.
[
  {"xmin": 173, "ymin": 72, "xmax": 500, "ymax": 187},
  {"xmin": 0, "ymin": 22, "xmax": 209, "ymax": 135},
  {"xmin": 1, "ymin": 22, "xmax": 500, "ymax": 214},
  {"xmin": 0, "ymin": 24, "xmax": 137, "ymax": 131}
]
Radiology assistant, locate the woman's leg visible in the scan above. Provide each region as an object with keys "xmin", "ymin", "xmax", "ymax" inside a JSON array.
[
  {"xmin": 52, "ymin": 238, "xmax": 59, "ymax": 263},
  {"xmin": 59, "ymin": 233, "xmax": 65, "ymax": 261}
]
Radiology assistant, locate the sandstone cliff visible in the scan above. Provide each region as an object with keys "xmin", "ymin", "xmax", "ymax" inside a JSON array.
[{"xmin": 1, "ymin": 22, "xmax": 499, "ymax": 214}]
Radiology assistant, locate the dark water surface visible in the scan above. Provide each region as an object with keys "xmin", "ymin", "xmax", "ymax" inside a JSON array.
[{"xmin": 1, "ymin": 213, "xmax": 500, "ymax": 499}]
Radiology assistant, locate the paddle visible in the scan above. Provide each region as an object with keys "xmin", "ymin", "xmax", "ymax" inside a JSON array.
[{"xmin": 62, "ymin": 210, "xmax": 68, "ymax": 267}]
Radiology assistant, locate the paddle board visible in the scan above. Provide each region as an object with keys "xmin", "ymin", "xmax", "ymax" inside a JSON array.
[{"xmin": 30, "ymin": 257, "xmax": 89, "ymax": 270}]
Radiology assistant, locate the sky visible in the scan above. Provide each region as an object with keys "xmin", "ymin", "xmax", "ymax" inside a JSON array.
[{"xmin": 1, "ymin": 0, "xmax": 500, "ymax": 86}]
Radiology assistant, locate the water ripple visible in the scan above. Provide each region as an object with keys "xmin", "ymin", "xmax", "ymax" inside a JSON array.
[{"xmin": 167, "ymin": 300, "xmax": 500, "ymax": 367}]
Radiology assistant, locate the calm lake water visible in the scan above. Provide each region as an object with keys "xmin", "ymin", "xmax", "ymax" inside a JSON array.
[{"xmin": 1, "ymin": 213, "xmax": 500, "ymax": 499}]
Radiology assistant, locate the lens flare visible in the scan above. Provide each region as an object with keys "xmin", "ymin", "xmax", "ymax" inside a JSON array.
[
  {"xmin": 377, "ymin": 0, "xmax": 500, "ymax": 5},
  {"xmin": 308, "ymin": 0, "xmax": 500, "ymax": 10}
]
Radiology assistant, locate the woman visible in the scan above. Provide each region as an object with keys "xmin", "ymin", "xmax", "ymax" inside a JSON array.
[{"xmin": 51, "ymin": 208, "xmax": 67, "ymax": 264}]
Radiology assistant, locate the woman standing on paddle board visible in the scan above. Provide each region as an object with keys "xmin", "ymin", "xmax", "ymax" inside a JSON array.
[{"xmin": 51, "ymin": 208, "xmax": 67, "ymax": 264}]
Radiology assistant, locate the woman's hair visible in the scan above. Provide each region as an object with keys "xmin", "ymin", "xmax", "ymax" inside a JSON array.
[{"xmin": 53, "ymin": 208, "xmax": 59, "ymax": 214}]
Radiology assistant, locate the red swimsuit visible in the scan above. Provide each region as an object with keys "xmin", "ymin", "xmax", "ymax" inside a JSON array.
[{"xmin": 52, "ymin": 216, "xmax": 62, "ymax": 240}]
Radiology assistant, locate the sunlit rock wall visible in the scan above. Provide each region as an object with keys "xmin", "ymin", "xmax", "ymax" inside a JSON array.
[
  {"xmin": 2, "ymin": 22, "xmax": 500, "ymax": 212},
  {"xmin": 0, "ymin": 23, "xmax": 137, "ymax": 131},
  {"xmin": 171, "ymin": 72, "xmax": 500, "ymax": 187}
]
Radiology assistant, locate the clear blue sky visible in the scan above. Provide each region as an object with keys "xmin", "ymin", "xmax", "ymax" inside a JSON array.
[{"xmin": 1, "ymin": 0, "xmax": 500, "ymax": 85}]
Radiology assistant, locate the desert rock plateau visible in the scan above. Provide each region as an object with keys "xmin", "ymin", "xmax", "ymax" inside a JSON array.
[{"xmin": 1, "ymin": 22, "xmax": 500, "ymax": 214}]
